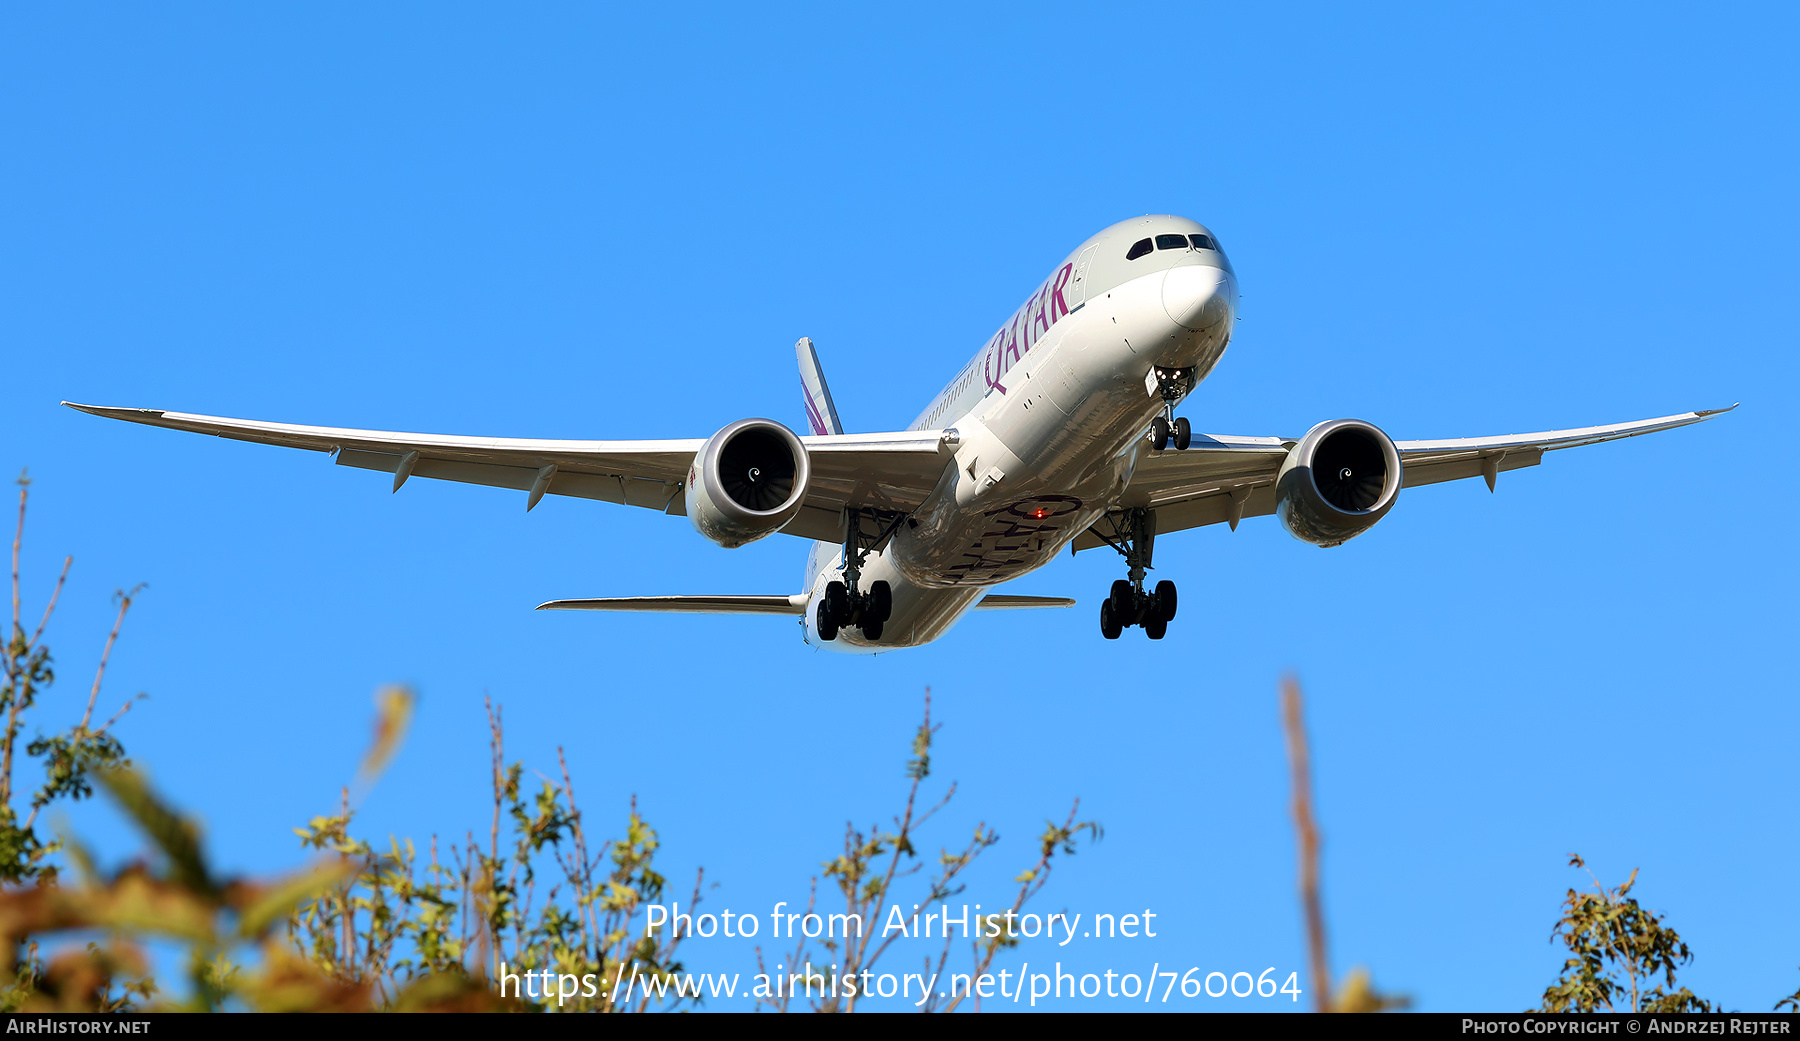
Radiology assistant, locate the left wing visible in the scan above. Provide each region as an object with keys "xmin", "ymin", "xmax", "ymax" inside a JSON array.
[
  {"xmin": 1074, "ymin": 406, "xmax": 1736, "ymax": 550},
  {"xmin": 63, "ymin": 402, "xmax": 951, "ymax": 541}
]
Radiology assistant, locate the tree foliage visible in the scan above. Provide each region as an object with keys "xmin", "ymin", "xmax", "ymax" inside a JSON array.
[
  {"xmin": 13, "ymin": 475, "xmax": 1798, "ymax": 1013},
  {"xmin": 0, "ymin": 477, "xmax": 696, "ymax": 1010},
  {"xmin": 0, "ymin": 476, "xmax": 1096, "ymax": 1010},
  {"xmin": 0, "ymin": 474, "xmax": 141, "ymax": 886},
  {"xmin": 757, "ymin": 690, "xmax": 1099, "ymax": 1012},
  {"xmin": 1538, "ymin": 853, "xmax": 1711, "ymax": 1013},
  {"xmin": 282, "ymin": 694, "xmax": 701, "ymax": 1011}
]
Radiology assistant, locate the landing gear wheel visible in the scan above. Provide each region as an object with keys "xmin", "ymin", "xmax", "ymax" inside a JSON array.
[
  {"xmin": 862, "ymin": 618, "xmax": 884, "ymax": 642},
  {"xmin": 1150, "ymin": 416, "xmax": 1171, "ymax": 452},
  {"xmin": 1096, "ymin": 506, "xmax": 1177, "ymax": 640},
  {"xmin": 824, "ymin": 581, "xmax": 849, "ymax": 626},
  {"xmin": 1154, "ymin": 579, "xmax": 1178, "ymax": 622},
  {"xmin": 1173, "ymin": 416, "xmax": 1191, "ymax": 451},
  {"xmin": 1109, "ymin": 579, "xmax": 1134, "ymax": 621},
  {"xmin": 870, "ymin": 580, "xmax": 893, "ymax": 623},
  {"xmin": 1100, "ymin": 600, "xmax": 1122, "ymax": 639},
  {"xmin": 816, "ymin": 599, "xmax": 838, "ymax": 641}
]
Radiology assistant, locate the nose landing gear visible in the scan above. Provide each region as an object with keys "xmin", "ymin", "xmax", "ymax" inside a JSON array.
[
  {"xmin": 814, "ymin": 506, "xmax": 902, "ymax": 643},
  {"xmin": 1088, "ymin": 507, "xmax": 1178, "ymax": 640},
  {"xmin": 1150, "ymin": 366, "xmax": 1196, "ymax": 452},
  {"xmin": 1150, "ymin": 415, "xmax": 1191, "ymax": 452}
]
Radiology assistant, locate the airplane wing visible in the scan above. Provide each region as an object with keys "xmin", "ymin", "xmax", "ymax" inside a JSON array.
[
  {"xmin": 1073, "ymin": 406, "xmax": 1736, "ymax": 550},
  {"xmin": 63, "ymin": 403, "xmax": 951, "ymax": 542}
]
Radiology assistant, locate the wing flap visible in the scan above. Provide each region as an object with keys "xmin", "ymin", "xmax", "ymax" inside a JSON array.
[
  {"xmin": 778, "ymin": 504, "xmax": 847, "ymax": 543},
  {"xmin": 1400, "ymin": 448, "xmax": 1542, "ymax": 489},
  {"xmin": 1116, "ymin": 445, "xmax": 1289, "ymax": 509},
  {"xmin": 1074, "ymin": 483, "xmax": 1279, "ymax": 552},
  {"xmin": 801, "ymin": 431, "xmax": 953, "ymax": 513},
  {"xmin": 334, "ymin": 449, "xmax": 682, "ymax": 508}
]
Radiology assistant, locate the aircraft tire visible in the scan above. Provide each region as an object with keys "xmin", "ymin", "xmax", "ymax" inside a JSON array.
[
  {"xmin": 1173, "ymin": 416, "xmax": 1192, "ymax": 451},
  {"xmin": 1100, "ymin": 600, "xmax": 1122, "ymax": 640},
  {"xmin": 817, "ymin": 600, "xmax": 838, "ymax": 641},
  {"xmin": 1109, "ymin": 580, "xmax": 1134, "ymax": 621},
  {"xmin": 1151, "ymin": 416, "xmax": 1170, "ymax": 452},
  {"xmin": 1145, "ymin": 616, "xmax": 1168, "ymax": 640},
  {"xmin": 825, "ymin": 581, "xmax": 849, "ymax": 626},
  {"xmin": 871, "ymin": 580, "xmax": 893, "ymax": 622},
  {"xmin": 862, "ymin": 618, "xmax": 884, "ymax": 642},
  {"xmin": 1154, "ymin": 580, "xmax": 1178, "ymax": 622}
]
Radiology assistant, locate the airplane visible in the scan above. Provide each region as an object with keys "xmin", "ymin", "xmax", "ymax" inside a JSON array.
[{"xmin": 66, "ymin": 215, "xmax": 1734, "ymax": 653}]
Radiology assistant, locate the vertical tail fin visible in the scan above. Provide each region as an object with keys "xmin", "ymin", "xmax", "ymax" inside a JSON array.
[{"xmin": 796, "ymin": 337, "xmax": 845, "ymax": 436}]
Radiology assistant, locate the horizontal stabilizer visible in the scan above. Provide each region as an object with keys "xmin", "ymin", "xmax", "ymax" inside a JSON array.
[
  {"xmin": 973, "ymin": 595, "xmax": 1076, "ymax": 610},
  {"xmin": 537, "ymin": 595, "xmax": 806, "ymax": 615},
  {"xmin": 537, "ymin": 593, "xmax": 1075, "ymax": 614}
]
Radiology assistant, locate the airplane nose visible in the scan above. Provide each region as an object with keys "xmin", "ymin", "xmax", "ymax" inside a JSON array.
[{"xmin": 1162, "ymin": 264, "xmax": 1234, "ymax": 332}]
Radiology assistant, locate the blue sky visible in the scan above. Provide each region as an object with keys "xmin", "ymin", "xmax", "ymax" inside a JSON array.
[{"xmin": 3, "ymin": 2, "xmax": 1795, "ymax": 1012}]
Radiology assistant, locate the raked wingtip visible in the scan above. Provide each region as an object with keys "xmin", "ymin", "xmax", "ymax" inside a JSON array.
[{"xmin": 62, "ymin": 402, "xmax": 165, "ymax": 420}]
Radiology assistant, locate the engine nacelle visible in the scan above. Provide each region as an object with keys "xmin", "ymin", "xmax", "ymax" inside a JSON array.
[
  {"xmin": 1275, "ymin": 419, "xmax": 1402, "ymax": 547},
  {"xmin": 685, "ymin": 418, "xmax": 811, "ymax": 549}
]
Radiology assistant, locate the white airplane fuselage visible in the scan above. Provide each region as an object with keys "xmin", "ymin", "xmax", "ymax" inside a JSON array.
[{"xmin": 803, "ymin": 215, "xmax": 1238, "ymax": 651}]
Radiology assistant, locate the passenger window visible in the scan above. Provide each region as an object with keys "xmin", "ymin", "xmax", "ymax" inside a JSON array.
[
  {"xmin": 1126, "ymin": 238, "xmax": 1153, "ymax": 261},
  {"xmin": 1155, "ymin": 234, "xmax": 1189, "ymax": 251},
  {"xmin": 1189, "ymin": 234, "xmax": 1215, "ymax": 251}
]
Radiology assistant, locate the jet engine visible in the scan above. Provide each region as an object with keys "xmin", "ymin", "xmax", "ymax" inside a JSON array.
[
  {"xmin": 685, "ymin": 418, "xmax": 812, "ymax": 549},
  {"xmin": 1275, "ymin": 419, "xmax": 1402, "ymax": 547}
]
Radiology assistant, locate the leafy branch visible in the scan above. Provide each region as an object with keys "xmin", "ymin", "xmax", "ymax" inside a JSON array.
[
  {"xmin": 1537, "ymin": 853, "xmax": 1711, "ymax": 1014},
  {"xmin": 757, "ymin": 689, "xmax": 1098, "ymax": 1013}
]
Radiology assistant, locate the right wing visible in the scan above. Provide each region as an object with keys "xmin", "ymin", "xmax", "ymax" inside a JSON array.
[{"xmin": 64, "ymin": 402, "xmax": 952, "ymax": 542}]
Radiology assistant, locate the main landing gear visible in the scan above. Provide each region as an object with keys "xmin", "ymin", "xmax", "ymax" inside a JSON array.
[
  {"xmin": 1149, "ymin": 366, "xmax": 1197, "ymax": 452},
  {"xmin": 1090, "ymin": 507, "xmax": 1178, "ymax": 640},
  {"xmin": 815, "ymin": 506, "xmax": 902, "ymax": 643}
]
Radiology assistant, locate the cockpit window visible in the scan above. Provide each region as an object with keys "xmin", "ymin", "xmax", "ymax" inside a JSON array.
[
  {"xmin": 1189, "ymin": 234, "xmax": 1217, "ymax": 251},
  {"xmin": 1126, "ymin": 238, "xmax": 1153, "ymax": 261},
  {"xmin": 1155, "ymin": 234, "xmax": 1189, "ymax": 251}
]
